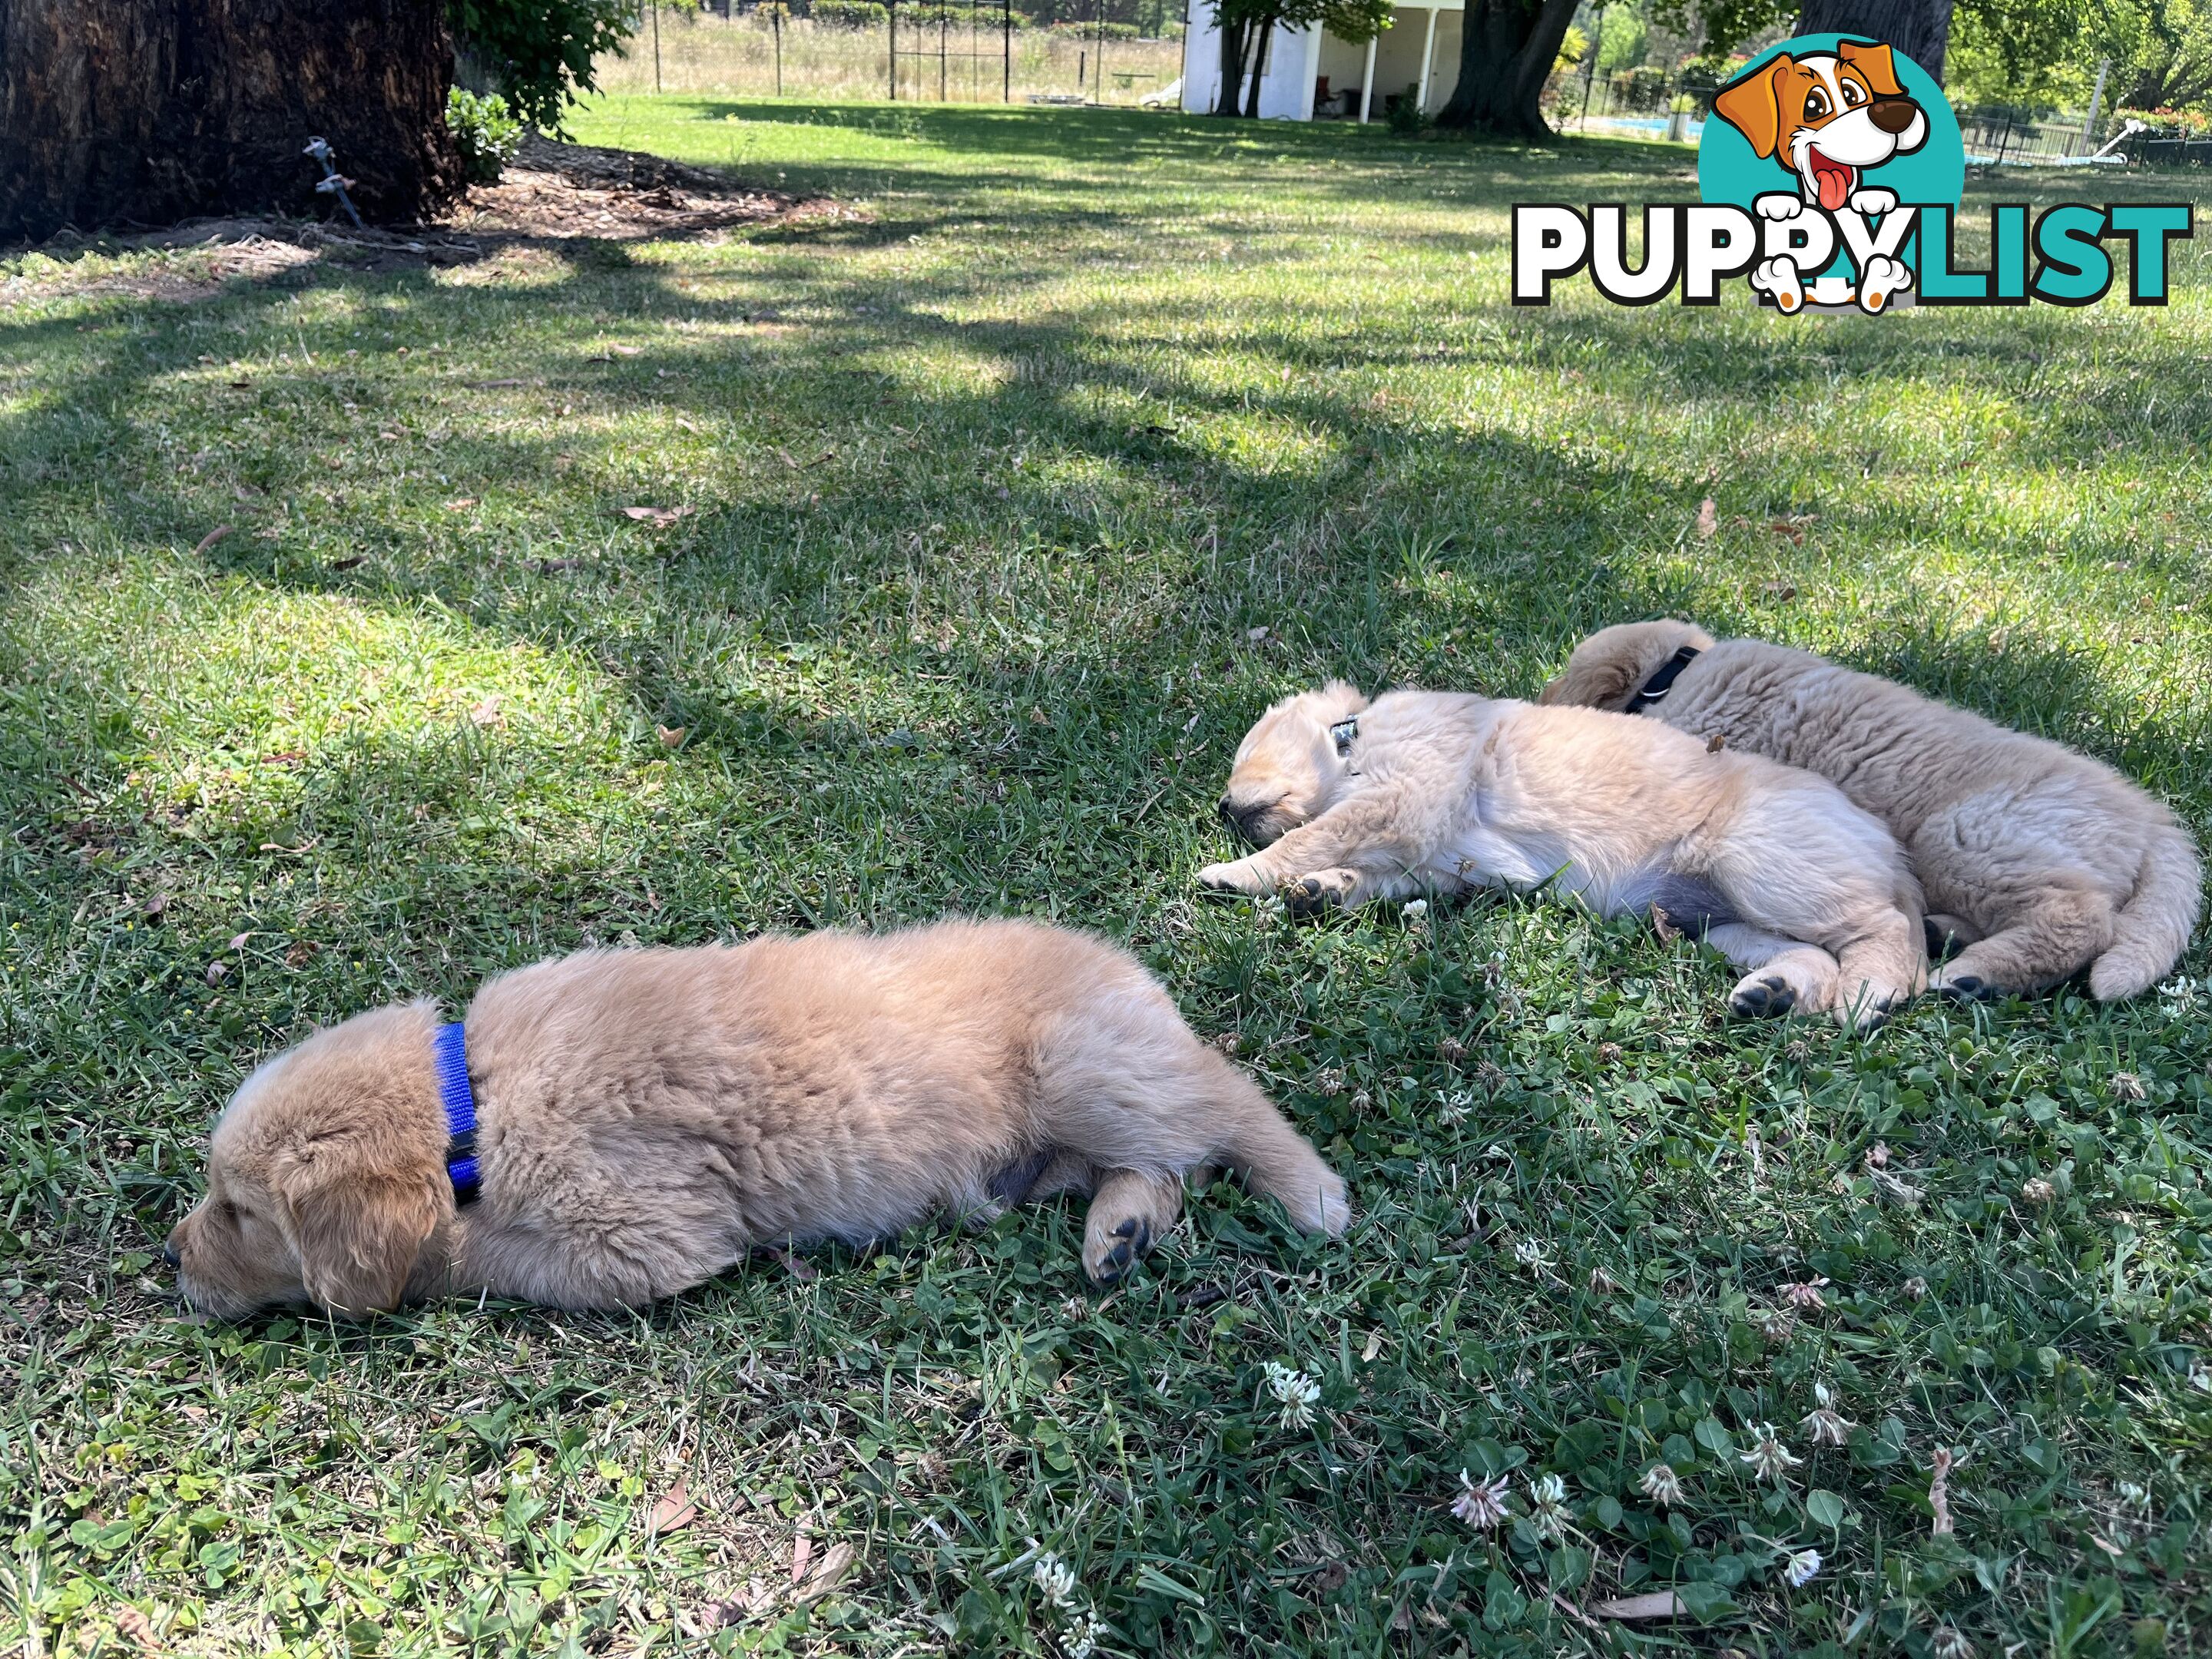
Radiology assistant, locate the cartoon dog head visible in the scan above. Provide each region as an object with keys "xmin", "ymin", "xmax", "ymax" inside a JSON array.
[{"xmin": 1713, "ymin": 41, "xmax": 1927, "ymax": 212}]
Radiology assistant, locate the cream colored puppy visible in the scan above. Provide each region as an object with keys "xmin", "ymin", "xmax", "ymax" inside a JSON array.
[
  {"xmin": 167, "ymin": 919, "xmax": 1348, "ymax": 1317},
  {"xmin": 1204, "ymin": 684, "xmax": 1926, "ymax": 1028},
  {"xmin": 1541, "ymin": 622, "xmax": 2201, "ymax": 1001}
]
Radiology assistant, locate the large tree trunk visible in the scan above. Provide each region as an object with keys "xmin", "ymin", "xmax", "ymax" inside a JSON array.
[
  {"xmin": 1794, "ymin": 0, "xmax": 1954, "ymax": 84},
  {"xmin": 1435, "ymin": 0, "xmax": 1578, "ymax": 137},
  {"xmin": 1, "ymin": 0, "xmax": 462, "ymax": 243},
  {"xmin": 1214, "ymin": 12, "xmax": 1249, "ymax": 114}
]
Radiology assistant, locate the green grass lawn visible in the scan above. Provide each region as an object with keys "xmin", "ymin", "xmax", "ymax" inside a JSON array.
[{"xmin": 4, "ymin": 98, "xmax": 2210, "ymax": 1657}]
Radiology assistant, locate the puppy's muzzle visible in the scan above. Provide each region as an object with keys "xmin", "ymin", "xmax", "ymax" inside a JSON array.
[
  {"xmin": 162, "ymin": 1239, "xmax": 182, "ymax": 1269},
  {"xmin": 1218, "ymin": 797, "xmax": 1270, "ymax": 846},
  {"xmin": 1869, "ymin": 97, "xmax": 1919, "ymax": 135}
]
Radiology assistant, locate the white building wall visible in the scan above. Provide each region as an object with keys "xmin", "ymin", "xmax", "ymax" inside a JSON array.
[{"xmin": 1179, "ymin": 3, "xmax": 1319, "ymax": 119}]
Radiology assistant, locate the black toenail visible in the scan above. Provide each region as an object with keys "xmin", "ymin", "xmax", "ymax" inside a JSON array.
[{"xmin": 1113, "ymin": 1218, "xmax": 1138, "ymax": 1239}]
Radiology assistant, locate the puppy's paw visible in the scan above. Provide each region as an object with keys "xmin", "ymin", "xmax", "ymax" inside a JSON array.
[
  {"xmin": 1856, "ymin": 254, "xmax": 1912, "ymax": 314},
  {"xmin": 1197, "ymin": 860, "xmax": 1266, "ymax": 896},
  {"xmin": 1848, "ymin": 186, "xmax": 1897, "ymax": 216},
  {"xmin": 1751, "ymin": 256, "xmax": 1806, "ymax": 314},
  {"xmin": 1928, "ymin": 965, "xmax": 1992, "ymax": 1002},
  {"xmin": 1313, "ymin": 1171, "xmax": 1352, "ymax": 1237},
  {"xmin": 1755, "ymin": 191, "xmax": 1807, "ymax": 222},
  {"xmin": 1283, "ymin": 868, "xmax": 1359, "ymax": 916},
  {"xmin": 1083, "ymin": 1214, "xmax": 1153, "ymax": 1287},
  {"xmin": 1833, "ymin": 982, "xmax": 1906, "ymax": 1032},
  {"xmin": 1728, "ymin": 972, "xmax": 1799, "ymax": 1018}
]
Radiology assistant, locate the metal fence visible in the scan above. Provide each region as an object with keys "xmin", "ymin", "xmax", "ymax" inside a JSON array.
[{"xmin": 1538, "ymin": 62, "xmax": 2193, "ymax": 171}]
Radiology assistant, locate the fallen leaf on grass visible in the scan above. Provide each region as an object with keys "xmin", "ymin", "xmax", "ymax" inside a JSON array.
[
  {"xmin": 790, "ymin": 1531, "xmax": 812, "ymax": 1585},
  {"xmin": 204, "ymin": 961, "xmax": 229, "ymax": 986},
  {"xmin": 328, "ymin": 555, "xmax": 366, "ymax": 571},
  {"xmin": 114, "ymin": 1604, "xmax": 162, "ymax": 1651},
  {"xmin": 141, "ymin": 893, "xmax": 169, "ymax": 922},
  {"xmin": 1594, "ymin": 1591, "xmax": 1684, "ymax": 1621},
  {"xmin": 621, "ymin": 505, "xmax": 695, "ymax": 529},
  {"xmin": 444, "ymin": 497, "xmax": 478, "ymax": 511},
  {"xmin": 192, "ymin": 525, "xmax": 233, "ymax": 555},
  {"xmin": 773, "ymin": 1247, "xmax": 817, "ymax": 1281},
  {"xmin": 796, "ymin": 1541, "xmax": 856, "ymax": 1603},
  {"xmin": 227, "ymin": 931, "xmax": 253, "ymax": 952},
  {"xmin": 534, "ymin": 557, "xmax": 582, "ymax": 575},
  {"xmin": 656, "ymin": 725, "xmax": 688, "ymax": 749},
  {"xmin": 1651, "ymin": 903, "xmax": 1681, "ymax": 944},
  {"xmin": 469, "ymin": 695, "xmax": 505, "ymax": 728},
  {"xmin": 1928, "ymin": 1447, "xmax": 1954, "ymax": 1535},
  {"xmin": 649, "ymin": 1478, "xmax": 697, "ymax": 1535},
  {"xmin": 1694, "ymin": 498, "xmax": 1717, "ymax": 539}
]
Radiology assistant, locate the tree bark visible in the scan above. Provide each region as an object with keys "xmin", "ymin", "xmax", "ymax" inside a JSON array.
[
  {"xmin": 1243, "ymin": 17, "xmax": 1273, "ymax": 117},
  {"xmin": 1, "ymin": 0, "xmax": 462, "ymax": 243},
  {"xmin": 1214, "ymin": 12, "xmax": 1249, "ymax": 114},
  {"xmin": 1794, "ymin": 0, "xmax": 1955, "ymax": 84},
  {"xmin": 1435, "ymin": 0, "xmax": 1578, "ymax": 137}
]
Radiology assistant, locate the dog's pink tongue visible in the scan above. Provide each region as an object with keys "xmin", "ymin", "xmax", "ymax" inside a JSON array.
[{"xmin": 1813, "ymin": 157, "xmax": 1851, "ymax": 212}]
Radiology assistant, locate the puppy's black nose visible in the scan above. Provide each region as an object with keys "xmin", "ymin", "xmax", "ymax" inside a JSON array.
[
  {"xmin": 1869, "ymin": 97, "xmax": 1919, "ymax": 134},
  {"xmin": 162, "ymin": 1240, "xmax": 181, "ymax": 1269},
  {"xmin": 1217, "ymin": 797, "xmax": 1239, "ymax": 823}
]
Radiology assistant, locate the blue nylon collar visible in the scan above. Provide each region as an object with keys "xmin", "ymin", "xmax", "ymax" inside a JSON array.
[{"xmin": 432, "ymin": 1022, "xmax": 482, "ymax": 1206}]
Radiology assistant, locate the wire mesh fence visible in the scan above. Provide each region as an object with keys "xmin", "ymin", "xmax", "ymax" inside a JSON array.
[{"xmin": 594, "ymin": 3, "xmax": 1183, "ymax": 105}]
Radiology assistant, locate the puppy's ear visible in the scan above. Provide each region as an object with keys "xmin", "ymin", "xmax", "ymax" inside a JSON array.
[
  {"xmin": 1538, "ymin": 650, "xmax": 1643, "ymax": 710},
  {"xmin": 1714, "ymin": 55, "xmax": 1790, "ymax": 159},
  {"xmin": 1836, "ymin": 39, "xmax": 1904, "ymax": 96},
  {"xmin": 283, "ymin": 1171, "xmax": 440, "ymax": 1316},
  {"xmin": 1320, "ymin": 679, "xmax": 1371, "ymax": 714}
]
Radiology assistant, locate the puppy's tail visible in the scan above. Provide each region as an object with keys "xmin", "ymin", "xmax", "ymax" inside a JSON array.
[
  {"xmin": 2090, "ymin": 823, "xmax": 2203, "ymax": 1001},
  {"xmin": 1208, "ymin": 1061, "xmax": 1351, "ymax": 1237}
]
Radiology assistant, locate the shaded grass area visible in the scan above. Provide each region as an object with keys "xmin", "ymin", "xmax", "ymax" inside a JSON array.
[{"xmin": 2, "ymin": 100, "xmax": 2210, "ymax": 1656}]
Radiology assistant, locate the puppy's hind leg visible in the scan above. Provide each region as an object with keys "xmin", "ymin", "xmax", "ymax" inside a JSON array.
[
  {"xmin": 1704, "ymin": 922, "xmax": 1842, "ymax": 1019},
  {"xmin": 1926, "ymin": 879, "xmax": 2114, "ymax": 1001},
  {"xmin": 1083, "ymin": 1170, "xmax": 1187, "ymax": 1286},
  {"xmin": 1832, "ymin": 907, "xmax": 1928, "ymax": 1031}
]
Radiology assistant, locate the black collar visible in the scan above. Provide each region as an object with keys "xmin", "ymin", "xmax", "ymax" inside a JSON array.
[
  {"xmin": 1624, "ymin": 645, "xmax": 1700, "ymax": 715},
  {"xmin": 1328, "ymin": 717, "xmax": 1359, "ymax": 757}
]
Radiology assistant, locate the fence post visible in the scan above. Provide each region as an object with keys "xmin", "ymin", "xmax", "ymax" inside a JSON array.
[
  {"xmin": 889, "ymin": 0, "xmax": 897, "ymax": 98},
  {"xmin": 2080, "ymin": 58, "xmax": 2110, "ymax": 154},
  {"xmin": 651, "ymin": 1, "xmax": 662, "ymax": 94},
  {"xmin": 1003, "ymin": 0, "xmax": 1012, "ymax": 101},
  {"xmin": 773, "ymin": 5, "xmax": 783, "ymax": 96}
]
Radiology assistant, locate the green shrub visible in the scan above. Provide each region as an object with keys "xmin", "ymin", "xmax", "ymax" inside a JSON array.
[
  {"xmin": 446, "ymin": 88, "xmax": 525, "ymax": 185},
  {"xmin": 1385, "ymin": 82, "xmax": 1429, "ymax": 133},
  {"xmin": 449, "ymin": 0, "xmax": 635, "ymax": 132},
  {"xmin": 813, "ymin": 0, "xmax": 889, "ymax": 26}
]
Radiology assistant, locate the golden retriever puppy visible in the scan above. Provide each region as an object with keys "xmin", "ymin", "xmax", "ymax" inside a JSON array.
[
  {"xmin": 1541, "ymin": 622, "xmax": 2201, "ymax": 1002},
  {"xmin": 1204, "ymin": 683, "xmax": 1926, "ymax": 1028},
  {"xmin": 166, "ymin": 920, "xmax": 1349, "ymax": 1318}
]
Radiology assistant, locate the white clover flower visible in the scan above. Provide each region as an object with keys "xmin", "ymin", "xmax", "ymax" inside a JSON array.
[
  {"xmin": 1452, "ymin": 1469, "xmax": 1511, "ymax": 1529},
  {"xmin": 1263, "ymin": 1360, "xmax": 1322, "ymax": 1430},
  {"xmin": 1512, "ymin": 1238, "xmax": 1552, "ymax": 1271},
  {"xmin": 1754, "ymin": 1306, "xmax": 1796, "ymax": 1345},
  {"xmin": 2189, "ymin": 1359, "xmax": 2212, "ymax": 1394},
  {"xmin": 1780, "ymin": 1279, "xmax": 1830, "ymax": 1311},
  {"xmin": 1902, "ymin": 1276, "xmax": 1930, "ymax": 1301},
  {"xmin": 1402, "ymin": 899, "xmax": 1429, "ymax": 921},
  {"xmin": 1032, "ymin": 1551, "xmax": 1079, "ymax": 1609},
  {"xmin": 1783, "ymin": 1547, "xmax": 1822, "ymax": 1588},
  {"xmin": 2119, "ymin": 1481, "xmax": 2151, "ymax": 1512},
  {"xmin": 1800, "ymin": 1382, "xmax": 1855, "ymax": 1448},
  {"xmin": 1526, "ymin": 1472, "xmax": 1572, "ymax": 1540},
  {"xmin": 1435, "ymin": 1089, "xmax": 1472, "ymax": 1126},
  {"xmin": 1257, "ymin": 893, "xmax": 1286, "ymax": 925},
  {"xmin": 1740, "ymin": 1424, "xmax": 1802, "ymax": 1484},
  {"xmin": 2022, "ymin": 1176, "xmax": 2057, "ymax": 1204},
  {"xmin": 1639, "ymin": 1462, "xmax": 1685, "ymax": 1507},
  {"xmin": 1061, "ymin": 1608, "xmax": 1108, "ymax": 1658},
  {"xmin": 1931, "ymin": 1627, "xmax": 1975, "ymax": 1659},
  {"xmin": 1483, "ymin": 1142, "xmax": 1514, "ymax": 1163}
]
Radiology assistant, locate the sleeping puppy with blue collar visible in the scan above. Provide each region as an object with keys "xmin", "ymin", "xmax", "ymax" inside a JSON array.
[
  {"xmin": 1203, "ymin": 682, "xmax": 1926, "ymax": 1029},
  {"xmin": 165, "ymin": 919, "xmax": 1349, "ymax": 1318}
]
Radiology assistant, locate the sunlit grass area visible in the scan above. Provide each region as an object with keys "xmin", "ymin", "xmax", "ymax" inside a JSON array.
[{"xmin": 2, "ymin": 98, "xmax": 2210, "ymax": 1657}]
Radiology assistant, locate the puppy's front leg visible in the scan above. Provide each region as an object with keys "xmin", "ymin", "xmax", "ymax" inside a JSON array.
[{"xmin": 1198, "ymin": 800, "xmax": 1422, "ymax": 910}]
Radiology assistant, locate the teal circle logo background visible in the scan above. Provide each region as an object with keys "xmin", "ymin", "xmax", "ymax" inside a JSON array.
[{"xmin": 1697, "ymin": 33, "xmax": 1965, "ymax": 277}]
